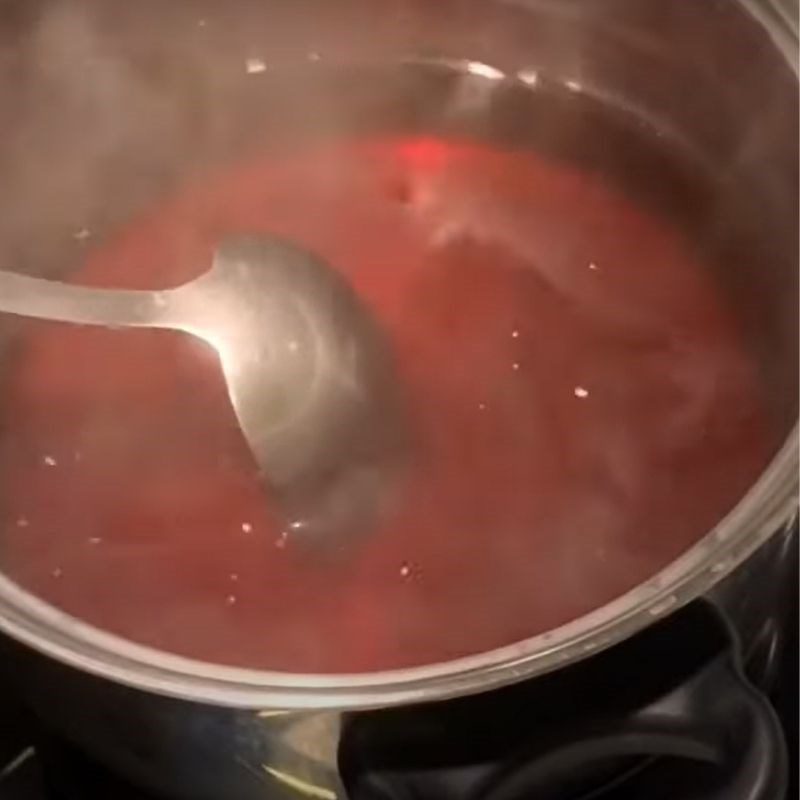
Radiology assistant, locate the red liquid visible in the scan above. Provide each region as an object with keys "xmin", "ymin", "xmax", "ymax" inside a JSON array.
[{"xmin": 1, "ymin": 136, "xmax": 768, "ymax": 672}]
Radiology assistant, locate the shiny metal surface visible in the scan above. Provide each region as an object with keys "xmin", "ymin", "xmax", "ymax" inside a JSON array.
[
  {"xmin": 6, "ymin": 641, "xmax": 347, "ymax": 800},
  {"xmin": 0, "ymin": 0, "xmax": 796, "ymax": 797},
  {"xmin": 0, "ymin": 235, "xmax": 402, "ymax": 540}
]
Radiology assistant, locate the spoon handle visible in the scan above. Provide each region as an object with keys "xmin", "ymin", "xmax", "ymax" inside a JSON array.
[{"xmin": 0, "ymin": 270, "xmax": 171, "ymax": 329}]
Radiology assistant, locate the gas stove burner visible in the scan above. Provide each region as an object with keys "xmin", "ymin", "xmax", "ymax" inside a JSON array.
[{"xmin": 339, "ymin": 602, "xmax": 794, "ymax": 800}]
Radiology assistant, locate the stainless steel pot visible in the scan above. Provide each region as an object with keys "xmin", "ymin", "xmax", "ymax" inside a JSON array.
[{"xmin": 0, "ymin": 1, "xmax": 796, "ymax": 798}]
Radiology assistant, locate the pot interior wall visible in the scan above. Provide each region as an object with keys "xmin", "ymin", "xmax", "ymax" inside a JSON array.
[{"xmin": 0, "ymin": 0, "xmax": 795, "ymax": 445}]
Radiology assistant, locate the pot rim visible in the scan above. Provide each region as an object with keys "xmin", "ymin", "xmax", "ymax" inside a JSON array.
[{"xmin": 0, "ymin": 431, "xmax": 795, "ymax": 710}]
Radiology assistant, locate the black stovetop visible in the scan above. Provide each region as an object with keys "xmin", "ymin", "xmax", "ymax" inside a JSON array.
[{"xmin": 0, "ymin": 601, "xmax": 796, "ymax": 800}]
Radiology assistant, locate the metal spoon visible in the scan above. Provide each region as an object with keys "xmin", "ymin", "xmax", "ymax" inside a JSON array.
[{"xmin": 0, "ymin": 235, "xmax": 405, "ymax": 542}]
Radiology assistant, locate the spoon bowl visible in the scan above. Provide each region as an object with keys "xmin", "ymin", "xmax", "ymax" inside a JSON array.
[{"xmin": 0, "ymin": 235, "xmax": 406, "ymax": 542}]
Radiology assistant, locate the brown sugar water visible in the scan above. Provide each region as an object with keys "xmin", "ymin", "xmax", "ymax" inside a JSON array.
[{"xmin": 0, "ymin": 72, "xmax": 770, "ymax": 673}]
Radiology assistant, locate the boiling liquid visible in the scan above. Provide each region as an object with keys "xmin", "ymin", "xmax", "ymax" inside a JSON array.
[{"xmin": 0, "ymin": 70, "xmax": 769, "ymax": 672}]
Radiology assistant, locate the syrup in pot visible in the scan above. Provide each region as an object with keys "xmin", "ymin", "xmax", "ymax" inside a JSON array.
[{"xmin": 0, "ymin": 63, "xmax": 770, "ymax": 672}]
